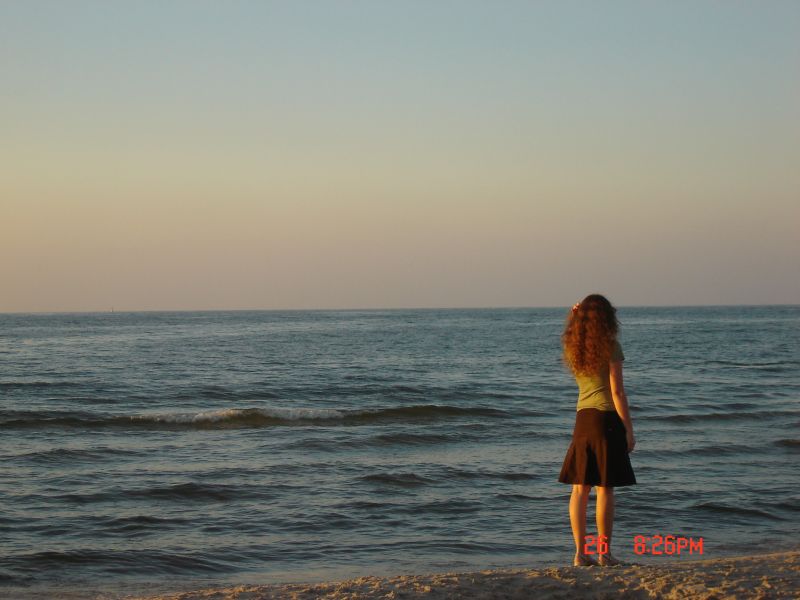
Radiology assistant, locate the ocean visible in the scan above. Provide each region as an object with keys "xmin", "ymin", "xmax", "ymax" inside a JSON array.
[{"xmin": 1, "ymin": 306, "xmax": 798, "ymax": 597}]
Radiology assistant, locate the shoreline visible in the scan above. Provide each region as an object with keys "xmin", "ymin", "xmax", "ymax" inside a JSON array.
[
  {"xmin": 12, "ymin": 548, "xmax": 788, "ymax": 600},
  {"xmin": 128, "ymin": 549, "xmax": 799, "ymax": 600}
]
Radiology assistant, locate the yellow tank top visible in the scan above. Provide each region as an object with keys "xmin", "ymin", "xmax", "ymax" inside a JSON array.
[{"xmin": 575, "ymin": 340, "xmax": 624, "ymax": 412}]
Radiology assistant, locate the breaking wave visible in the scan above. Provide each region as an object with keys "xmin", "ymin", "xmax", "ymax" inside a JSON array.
[{"xmin": 0, "ymin": 404, "xmax": 511, "ymax": 430}]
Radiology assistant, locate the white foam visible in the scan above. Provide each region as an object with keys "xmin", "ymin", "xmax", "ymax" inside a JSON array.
[
  {"xmin": 196, "ymin": 407, "xmax": 346, "ymax": 421},
  {"xmin": 137, "ymin": 407, "xmax": 346, "ymax": 424}
]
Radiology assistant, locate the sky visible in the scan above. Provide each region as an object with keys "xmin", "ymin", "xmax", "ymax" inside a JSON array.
[{"xmin": 2, "ymin": 1, "xmax": 799, "ymax": 312}]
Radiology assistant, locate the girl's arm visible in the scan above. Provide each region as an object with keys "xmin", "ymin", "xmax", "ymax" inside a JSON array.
[{"xmin": 610, "ymin": 361, "xmax": 636, "ymax": 452}]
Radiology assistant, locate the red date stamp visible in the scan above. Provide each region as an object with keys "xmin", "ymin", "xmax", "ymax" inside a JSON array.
[
  {"xmin": 583, "ymin": 535, "xmax": 609, "ymax": 555},
  {"xmin": 584, "ymin": 535, "xmax": 704, "ymax": 556},
  {"xmin": 633, "ymin": 535, "xmax": 704, "ymax": 555}
]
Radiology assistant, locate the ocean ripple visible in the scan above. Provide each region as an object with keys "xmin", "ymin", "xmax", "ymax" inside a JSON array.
[{"xmin": 0, "ymin": 404, "xmax": 512, "ymax": 430}]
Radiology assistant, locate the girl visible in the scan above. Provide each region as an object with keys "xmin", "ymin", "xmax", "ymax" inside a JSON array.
[{"xmin": 558, "ymin": 294, "xmax": 636, "ymax": 567}]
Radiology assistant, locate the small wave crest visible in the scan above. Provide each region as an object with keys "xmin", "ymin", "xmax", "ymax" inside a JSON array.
[
  {"xmin": 637, "ymin": 442, "xmax": 762, "ymax": 458},
  {"xmin": 141, "ymin": 407, "xmax": 346, "ymax": 427},
  {"xmin": 0, "ymin": 548, "xmax": 233, "ymax": 577},
  {"xmin": 360, "ymin": 472, "xmax": 434, "ymax": 487},
  {"xmin": 1, "ymin": 404, "xmax": 511, "ymax": 431},
  {"xmin": 56, "ymin": 482, "xmax": 270, "ymax": 505},
  {"xmin": 9, "ymin": 446, "xmax": 142, "ymax": 465},
  {"xmin": 646, "ymin": 409, "xmax": 799, "ymax": 424},
  {"xmin": 441, "ymin": 467, "xmax": 541, "ymax": 481},
  {"xmin": 691, "ymin": 501, "xmax": 786, "ymax": 521},
  {"xmin": 0, "ymin": 380, "xmax": 82, "ymax": 390},
  {"xmin": 705, "ymin": 359, "xmax": 799, "ymax": 373},
  {"xmin": 775, "ymin": 439, "xmax": 800, "ymax": 451}
]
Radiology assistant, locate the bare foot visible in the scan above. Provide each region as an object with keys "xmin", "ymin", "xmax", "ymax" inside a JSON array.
[
  {"xmin": 598, "ymin": 552, "xmax": 621, "ymax": 566},
  {"xmin": 573, "ymin": 552, "xmax": 599, "ymax": 566}
]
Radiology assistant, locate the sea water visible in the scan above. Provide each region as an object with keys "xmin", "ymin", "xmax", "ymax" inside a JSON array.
[{"xmin": 1, "ymin": 306, "xmax": 798, "ymax": 596}]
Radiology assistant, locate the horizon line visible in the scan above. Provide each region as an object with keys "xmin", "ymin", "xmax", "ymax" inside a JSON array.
[{"xmin": 2, "ymin": 302, "xmax": 798, "ymax": 316}]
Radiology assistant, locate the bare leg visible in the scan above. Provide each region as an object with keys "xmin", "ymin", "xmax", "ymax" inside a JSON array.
[
  {"xmin": 595, "ymin": 486, "xmax": 620, "ymax": 565},
  {"xmin": 569, "ymin": 484, "xmax": 596, "ymax": 565}
]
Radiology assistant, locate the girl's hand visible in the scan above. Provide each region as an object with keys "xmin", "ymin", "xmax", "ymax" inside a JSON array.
[{"xmin": 626, "ymin": 430, "xmax": 636, "ymax": 453}]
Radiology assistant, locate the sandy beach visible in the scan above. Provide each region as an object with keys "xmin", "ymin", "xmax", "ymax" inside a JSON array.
[{"xmin": 113, "ymin": 549, "xmax": 800, "ymax": 600}]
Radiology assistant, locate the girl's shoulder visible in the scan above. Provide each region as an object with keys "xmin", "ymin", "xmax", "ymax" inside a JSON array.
[{"xmin": 612, "ymin": 339, "xmax": 625, "ymax": 362}]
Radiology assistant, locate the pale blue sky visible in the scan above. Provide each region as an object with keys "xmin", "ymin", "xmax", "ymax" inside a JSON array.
[{"xmin": 2, "ymin": 2, "xmax": 798, "ymax": 311}]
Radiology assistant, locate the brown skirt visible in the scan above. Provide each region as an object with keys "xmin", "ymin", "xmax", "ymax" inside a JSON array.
[{"xmin": 558, "ymin": 408, "xmax": 636, "ymax": 487}]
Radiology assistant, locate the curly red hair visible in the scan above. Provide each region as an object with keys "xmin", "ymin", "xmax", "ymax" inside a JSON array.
[{"xmin": 562, "ymin": 294, "xmax": 620, "ymax": 376}]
